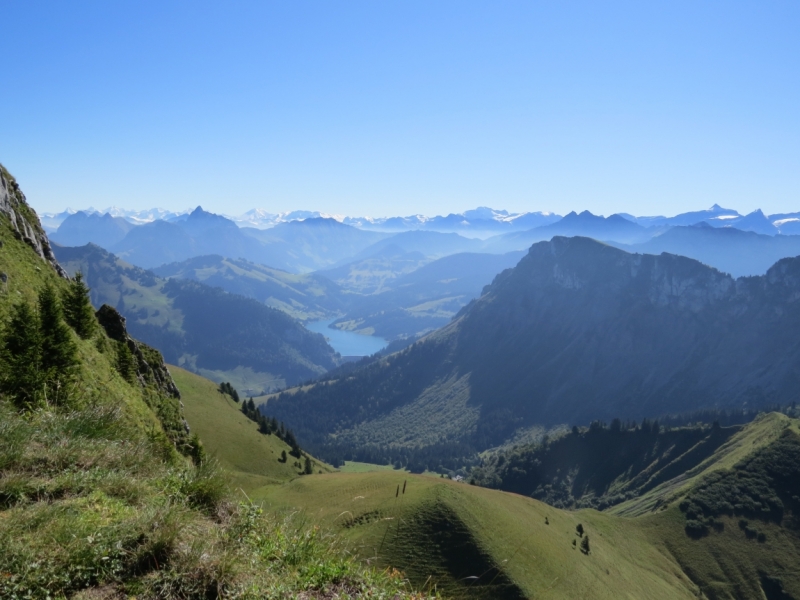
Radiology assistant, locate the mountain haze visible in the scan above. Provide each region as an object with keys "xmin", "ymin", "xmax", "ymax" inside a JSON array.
[
  {"xmin": 53, "ymin": 243, "xmax": 341, "ymax": 393},
  {"xmin": 264, "ymin": 237, "xmax": 800, "ymax": 457},
  {"xmin": 330, "ymin": 250, "xmax": 526, "ymax": 340},
  {"xmin": 620, "ymin": 224, "xmax": 800, "ymax": 277},
  {"xmin": 153, "ymin": 254, "xmax": 345, "ymax": 321}
]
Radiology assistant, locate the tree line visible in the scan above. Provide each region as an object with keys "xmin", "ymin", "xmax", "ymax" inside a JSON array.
[
  {"xmin": 217, "ymin": 383, "xmax": 304, "ymax": 460},
  {"xmin": 0, "ymin": 273, "xmax": 95, "ymax": 408}
]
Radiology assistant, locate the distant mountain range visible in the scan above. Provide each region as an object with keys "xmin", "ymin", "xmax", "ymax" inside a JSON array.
[
  {"xmin": 42, "ymin": 203, "xmax": 800, "ymax": 236},
  {"xmin": 51, "ymin": 207, "xmax": 389, "ymax": 272},
  {"xmin": 263, "ymin": 237, "xmax": 800, "ymax": 459},
  {"xmin": 46, "ymin": 204, "xmax": 800, "ymax": 278}
]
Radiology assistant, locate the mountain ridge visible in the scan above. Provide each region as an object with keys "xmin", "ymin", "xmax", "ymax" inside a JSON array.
[{"xmin": 262, "ymin": 236, "xmax": 800, "ymax": 461}]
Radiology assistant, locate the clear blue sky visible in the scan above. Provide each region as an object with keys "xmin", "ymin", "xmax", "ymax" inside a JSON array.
[{"xmin": 1, "ymin": 1, "xmax": 798, "ymax": 217}]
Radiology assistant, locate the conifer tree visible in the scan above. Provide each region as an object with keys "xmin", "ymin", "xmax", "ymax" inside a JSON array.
[
  {"xmin": 0, "ymin": 300, "xmax": 43, "ymax": 408},
  {"xmin": 37, "ymin": 284, "xmax": 78, "ymax": 403},
  {"xmin": 304, "ymin": 456, "xmax": 313, "ymax": 474},
  {"xmin": 258, "ymin": 416, "xmax": 270, "ymax": 434},
  {"xmin": 116, "ymin": 340, "xmax": 138, "ymax": 383},
  {"xmin": 62, "ymin": 271, "xmax": 96, "ymax": 339}
]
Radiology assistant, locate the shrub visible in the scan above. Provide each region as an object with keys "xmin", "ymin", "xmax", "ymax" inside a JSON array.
[
  {"xmin": 684, "ymin": 520, "xmax": 708, "ymax": 538},
  {"xmin": 580, "ymin": 535, "xmax": 590, "ymax": 554}
]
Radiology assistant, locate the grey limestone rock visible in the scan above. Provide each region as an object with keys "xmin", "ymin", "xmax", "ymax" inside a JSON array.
[{"xmin": 0, "ymin": 166, "xmax": 69, "ymax": 279}]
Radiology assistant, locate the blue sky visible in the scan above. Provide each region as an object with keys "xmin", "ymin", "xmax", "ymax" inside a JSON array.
[{"xmin": 1, "ymin": 1, "xmax": 798, "ymax": 217}]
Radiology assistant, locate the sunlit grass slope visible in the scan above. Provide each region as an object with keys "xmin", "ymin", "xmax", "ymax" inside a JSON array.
[
  {"xmin": 253, "ymin": 413, "xmax": 800, "ymax": 600},
  {"xmin": 257, "ymin": 471, "xmax": 700, "ymax": 599},
  {"xmin": 0, "ymin": 165, "xmax": 428, "ymax": 599},
  {"xmin": 169, "ymin": 364, "xmax": 334, "ymax": 492}
]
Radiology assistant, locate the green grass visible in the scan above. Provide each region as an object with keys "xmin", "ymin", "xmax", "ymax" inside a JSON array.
[
  {"xmin": 249, "ymin": 414, "xmax": 800, "ymax": 600},
  {"xmin": 256, "ymin": 472, "xmax": 701, "ymax": 599},
  {"xmin": 0, "ymin": 168, "xmax": 434, "ymax": 599},
  {"xmin": 169, "ymin": 365, "xmax": 334, "ymax": 492},
  {"xmin": 339, "ymin": 460, "xmax": 405, "ymax": 473},
  {"xmin": 612, "ymin": 412, "xmax": 799, "ymax": 517},
  {"xmin": 638, "ymin": 504, "xmax": 800, "ymax": 600},
  {"xmin": 0, "ymin": 400, "xmax": 432, "ymax": 599}
]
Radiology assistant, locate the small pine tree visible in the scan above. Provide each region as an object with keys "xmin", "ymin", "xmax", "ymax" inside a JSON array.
[
  {"xmin": 62, "ymin": 272, "xmax": 96, "ymax": 339},
  {"xmin": 37, "ymin": 284, "xmax": 78, "ymax": 404},
  {"xmin": 116, "ymin": 340, "xmax": 137, "ymax": 383},
  {"xmin": 280, "ymin": 450, "xmax": 287, "ymax": 463},
  {"xmin": 576, "ymin": 523, "xmax": 584, "ymax": 537},
  {"xmin": 581, "ymin": 535, "xmax": 590, "ymax": 554},
  {"xmin": 0, "ymin": 300, "xmax": 43, "ymax": 408},
  {"xmin": 304, "ymin": 456, "xmax": 313, "ymax": 474}
]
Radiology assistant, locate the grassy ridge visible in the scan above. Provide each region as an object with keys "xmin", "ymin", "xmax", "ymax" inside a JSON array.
[
  {"xmin": 249, "ymin": 414, "xmax": 800, "ymax": 599},
  {"xmin": 257, "ymin": 472, "xmax": 700, "ymax": 599},
  {"xmin": 612, "ymin": 413, "xmax": 799, "ymax": 516},
  {"xmin": 168, "ymin": 365, "xmax": 334, "ymax": 492}
]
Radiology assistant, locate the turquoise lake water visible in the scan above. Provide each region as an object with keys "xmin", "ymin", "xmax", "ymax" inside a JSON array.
[{"xmin": 305, "ymin": 319, "xmax": 388, "ymax": 357}]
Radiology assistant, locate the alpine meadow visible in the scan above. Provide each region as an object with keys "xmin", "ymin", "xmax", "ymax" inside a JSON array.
[{"xmin": 3, "ymin": 2, "xmax": 800, "ymax": 598}]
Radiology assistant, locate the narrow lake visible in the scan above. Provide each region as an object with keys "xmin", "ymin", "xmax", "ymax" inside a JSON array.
[{"xmin": 305, "ymin": 319, "xmax": 388, "ymax": 357}]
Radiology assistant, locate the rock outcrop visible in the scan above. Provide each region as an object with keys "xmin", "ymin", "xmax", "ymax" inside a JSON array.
[
  {"xmin": 96, "ymin": 304, "xmax": 181, "ymax": 400},
  {"xmin": 0, "ymin": 165, "xmax": 68, "ymax": 278}
]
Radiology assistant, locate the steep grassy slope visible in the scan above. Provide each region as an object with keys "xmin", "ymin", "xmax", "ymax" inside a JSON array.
[
  {"xmin": 470, "ymin": 421, "xmax": 746, "ymax": 509},
  {"xmin": 169, "ymin": 365, "xmax": 333, "ymax": 492},
  {"xmin": 53, "ymin": 243, "xmax": 341, "ymax": 393},
  {"xmin": 264, "ymin": 236, "xmax": 800, "ymax": 462},
  {"xmin": 613, "ymin": 413, "xmax": 799, "ymax": 517},
  {"xmin": 0, "ymin": 164, "xmax": 428, "ymax": 599},
  {"xmin": 153, "ymin": 254, "xmax": 345, "ymax": 321}
]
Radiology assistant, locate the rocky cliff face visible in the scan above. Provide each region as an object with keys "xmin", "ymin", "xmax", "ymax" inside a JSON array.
[{"xmin": 0, "ymin": 165, "xmax": 68, "ymax": 278}]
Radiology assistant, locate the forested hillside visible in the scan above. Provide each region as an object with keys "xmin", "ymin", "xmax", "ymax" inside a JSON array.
[
  {"xmin": 262, "ymin": 236, "xmax": 800, "ymax": 464},
  {"xmin": 53, "ymin": 243, "xmax": 341, "ymax": 394}
]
